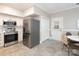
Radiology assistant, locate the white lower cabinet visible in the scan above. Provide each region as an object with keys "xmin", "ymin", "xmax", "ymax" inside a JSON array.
[
  {"xmin": 51, "ymin": 30, "xmax": 62, "ymax": 41},
  {"xmin": 0, "ymin": 33, "xmax": 4, "ymax": 47}
]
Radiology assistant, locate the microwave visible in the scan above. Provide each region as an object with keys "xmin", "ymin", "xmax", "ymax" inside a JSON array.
[{"xmin": 3, "ymin": 21, "xmax": 16, "ymax": 26}]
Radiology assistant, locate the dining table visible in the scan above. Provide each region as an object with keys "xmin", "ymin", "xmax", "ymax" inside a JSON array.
[
  {"xmin": 67, "ymin": 36, "xmax": 79, "ymax": 42},
  {"xmin": 66, "ymin": 35, "xmax": 79, "ymax": 55}
]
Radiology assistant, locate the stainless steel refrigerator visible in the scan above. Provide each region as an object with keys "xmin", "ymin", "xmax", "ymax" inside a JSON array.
[{"xmin": 23, "ymin": 17, "xmax": 40, "ymax": 48}]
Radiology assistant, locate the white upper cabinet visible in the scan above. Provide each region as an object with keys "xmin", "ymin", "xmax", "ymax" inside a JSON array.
[
  {"xmin": 51, "ymin": 17, "xmax": 63, "ymax": 30},
  {"xmin": 51, "ymin": 17, "xmax": 63, "ymax": 41}
]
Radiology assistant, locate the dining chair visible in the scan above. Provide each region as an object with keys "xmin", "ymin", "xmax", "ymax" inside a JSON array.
[
  {"xmin": 66, "ymin": 32, "xmax": 72, "ymax": 36},
  {"xmin": 68, "ymin": 39, "xmax": 79, "ymax": 56},
  {"xmin": 61, "ymin": 32, "xmax": 72, "ymax": 55}
]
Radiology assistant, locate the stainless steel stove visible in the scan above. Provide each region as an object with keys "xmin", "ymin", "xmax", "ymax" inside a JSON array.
[{"xmin": 3, "ymin": 20, "xmax": 18, "ymax": 47}]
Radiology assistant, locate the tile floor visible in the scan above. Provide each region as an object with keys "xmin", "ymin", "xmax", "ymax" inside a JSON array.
[{"xmin": 0, "ymin": 39, "xmax": 69, "ymax": 56}]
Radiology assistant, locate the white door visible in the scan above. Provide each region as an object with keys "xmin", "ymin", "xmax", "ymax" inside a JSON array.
[
  {"xmin": 51, "ymin": 17, "xmax": 63, "ymax": 41},
  {"xmin": 40, "ymin": 16, "xmax": 49, "ymax": 43}
]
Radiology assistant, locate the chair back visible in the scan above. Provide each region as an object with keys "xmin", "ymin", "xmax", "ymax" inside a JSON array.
[{"xmin": 66, "ymin": 32, "xmax": 72, "ymax": 36}]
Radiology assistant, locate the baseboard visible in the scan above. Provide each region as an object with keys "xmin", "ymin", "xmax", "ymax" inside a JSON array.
[
  {"xmin": 48, "ymin": 37, "xmax": 53, "ymax": 39},
  {"xmin": 40, "ymin": 38, "xmax": 51, "ymax": 43}
]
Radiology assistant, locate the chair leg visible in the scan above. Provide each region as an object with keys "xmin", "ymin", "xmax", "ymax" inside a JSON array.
[
  {"xmin": 62, "ymin": 44, "xmax": 65, "ymax": 49},
  {"xmin": 67, "ymin": 46, "xmax": 71, "ymax": 56},
  {"xmin": 68, "ymin": 47, "xmax": 70, "ymax": 56}
]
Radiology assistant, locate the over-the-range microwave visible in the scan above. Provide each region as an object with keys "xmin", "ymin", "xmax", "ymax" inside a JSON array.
[{"xmin": 3, "ymin": 21, "xmax": 16, "ymax": 26}]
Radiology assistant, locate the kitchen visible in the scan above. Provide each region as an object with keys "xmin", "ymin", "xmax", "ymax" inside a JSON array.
[
  {"xmin": 0, "ymin": 3, "xmax": 79, "ymax": 56},
  {"xmin": 0, "ymin": 4, "xmax": 49, "ymax": 49}
]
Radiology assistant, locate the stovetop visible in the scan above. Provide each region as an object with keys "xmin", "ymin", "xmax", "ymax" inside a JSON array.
[{"xmin": 4, "ymin": 31, "xmax": 18, "ymax": 35}]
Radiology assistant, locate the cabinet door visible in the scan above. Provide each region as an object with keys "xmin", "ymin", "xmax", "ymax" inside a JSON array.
[
  {"xmin": 52, "ymin": 30, "xmax": 62, "ymax": 41},
  {"xmin": 0, "ymin": 33, "xmax": 4, "ymax": 47},
  {"xmin": 31, "ymin": 19, "xmax": 40, "ymax": 48},
  {"xmin": 51, "ymin": 17, "xmax": 63, "ymax": 41}
]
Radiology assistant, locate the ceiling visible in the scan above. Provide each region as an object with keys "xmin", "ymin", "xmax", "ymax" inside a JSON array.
[
  {"xmin": 0, "ymin": 3, "xmax": 79, "ymax": 15},
  {"xmin": 34, "ymin": 3, "xmax": 79, "ymax": 14},
  {"xmin": 0, "ymin": 3, "xmax": 33, "ymax": 11}
]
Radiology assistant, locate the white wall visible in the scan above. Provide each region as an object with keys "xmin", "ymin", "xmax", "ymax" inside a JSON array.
[{"xmin": 51, "ymin": 7, "xmax": 79, "ymax": 29}]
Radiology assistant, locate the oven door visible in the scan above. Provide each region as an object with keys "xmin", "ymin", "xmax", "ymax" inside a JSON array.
[{"xmin": 4, "ymin": 33, "xmax": 18, "ymax": 43}]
